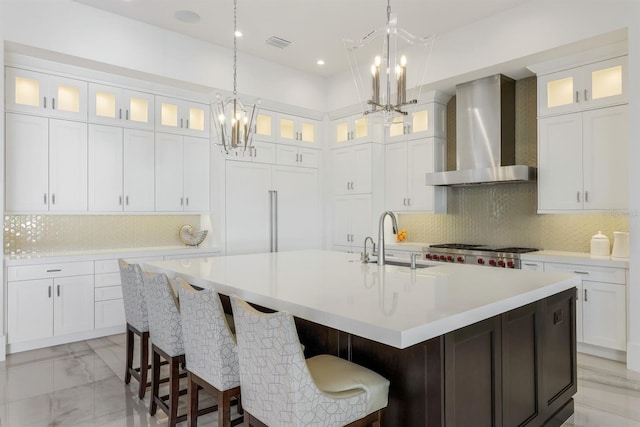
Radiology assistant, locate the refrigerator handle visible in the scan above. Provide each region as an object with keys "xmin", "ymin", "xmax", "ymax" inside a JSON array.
[{"xmin": 273, "ymin": 190, "xmax": 279, "ymax": 252}]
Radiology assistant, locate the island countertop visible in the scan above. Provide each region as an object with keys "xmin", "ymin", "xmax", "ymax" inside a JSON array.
[{"xmin": 143, "ymin": 249, "xmax": 580, "ymax": 349}]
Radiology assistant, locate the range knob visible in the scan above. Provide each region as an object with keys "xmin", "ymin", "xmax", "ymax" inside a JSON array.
[
  {"xmin": 477, "ymin": 258, "xmax": 485, "ymax": 265},
  {"xmin": 439, "ymin": 255, "xmax": 446, "ymax": 261},
  {"xmin": 489, "ymin": 259, "xmax": 496, "ymax": 266},
  {"xmin": 446, "ymin": 255, "xmax": 453, "ymax": 262},
  {"xmin": 457, "ymin": 256, "xmax": 464, "ymax": 263},
  {"xmin": 497, "ymin": 260, "xmax": 505, "ymax": 267},
  {"xmin": 425, "ymin": 254, "xmax": 432, "ymax": 260},
  {"xmin": 507, "ymin": 261, "xmax": 515, "ymax": 268}
]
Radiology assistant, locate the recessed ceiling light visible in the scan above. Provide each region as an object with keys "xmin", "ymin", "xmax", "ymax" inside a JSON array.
[
  {"xmin": 174, "ymin": 10, "xmax": 200, "ymax": 24},
  {"xmin": 234, "ymin": 30, "xmax": 243, "ymax": 38},
  {"xmin": 317, "ymin": 59, "xmax": 325, "ymax": 66}
]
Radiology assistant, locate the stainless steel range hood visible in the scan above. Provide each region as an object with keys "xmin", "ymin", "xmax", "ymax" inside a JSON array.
[{"xmin": 425, "ymin": 74, "xmax": 536, "ymax": 186}]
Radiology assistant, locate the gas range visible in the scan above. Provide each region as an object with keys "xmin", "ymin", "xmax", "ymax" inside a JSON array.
[{"xmin": 422, "ymin": 243, "xmax": 539, "ymax": 269}]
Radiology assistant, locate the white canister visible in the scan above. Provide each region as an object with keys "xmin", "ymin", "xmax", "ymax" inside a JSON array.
[
  {"xmin": 611, "ymin": 231, "xmax": 629, "ymax": 259},
  {"xmin": 590, "ymin": 231, "xmax": 610, "ymax": 258}
]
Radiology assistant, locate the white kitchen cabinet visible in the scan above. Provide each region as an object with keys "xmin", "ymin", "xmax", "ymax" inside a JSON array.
[
  {"xmin": 384, "ymin": 138, "xmax": 447, "ymax": 213},
  {"xmin": 89, "ymin": 83, "xmax": 154, "ymax": 130},
  {"xmin": 544, "ymin": 261, "xmax": 627, "ymax": 351},
  {"xmin": 155, "ymin": 133, "xmax": 210, "ymax": 212},
  {"xmin": 520, "ymin": 261, "xmax": 544, "ymax": 271},
  {"xmin": 7, "ymin": 262, "xmax": 95, "ymax": 345},
  {"xmin": 224, "ymin": 140, "xmax": 277, "ymax": 164},
  {"xmin": 386, "ymin": 101, "xmax": 447, "ymax": 143},
  {"xmin": 88, "ymin": 124, "xmax": 155, "ymax": 212},
  {"xmin": 538, "ymin": 104, "xmax": 628, "ymax": 212},
  {"xmin": 537, "ymin": 56, "xmax": 627, "ymax": 117},
  {"xmin": 156, "ymin": 96, "xmax": 209, "ymax": 138},
  {"xmin": 225, "ymin": 161, "xmax": 320, "ymax": 255},
  {"xmin": 277, "ymin": 113, "xmax": 318, "ymax": 146},
  {"xmin": 252, "ymin": 110, "xmax": 277, "ymax": 142},
  {"xmin": 334, "ymin": 115, "xmax": 370, "ymax": 145},
  {"xmin": 333, "ymin": 194, "xmax": 373, "ymax": 250},
  {"xmin": 5, "ymin": 114, "xmax": 87, "ymax": 212},
  {"xmin": 332, "ymin": 143, "xmax": 373, "ymax": 195},
  {"xmin": 5, "ymin": 67, "xmax": 88, "ymax": 120},
  {"xmin": 276, "ymin": 145, "xmax": 319, "ymax": 168}
]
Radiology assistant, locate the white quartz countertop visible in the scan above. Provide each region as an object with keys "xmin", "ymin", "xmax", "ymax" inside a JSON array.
[
  {"xmin": 4, "ymin": 245, "xmax": 222, "ymax": 266},
  {"xmin": 520, "ymin": 250, "xmax": 629, "ymax": 268},
  {"xmin": 143, "ymin": 250, "xmax": 580, "ymax": 349}
]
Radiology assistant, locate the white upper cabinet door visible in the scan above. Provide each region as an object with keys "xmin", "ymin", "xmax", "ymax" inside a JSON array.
[
  {"xmin": 89, "ymin": 83, "xmax": 154, "ymax": 130},
  {"xmin": 582, "ymin": 105, "xmax": 628, "ymax": 211},
  {"xmin": 408, "ymin": 138, "xmax": 447, "ymax": 213},
  {"xmin": 252, "ymin": 110, "xmax": 277, "ymax": 142},
  {"xmin": 276, "ymin": 145, "xmax": 319, "ymax": 168},
  {"xmin": 123, "ymin": 129, "xmax": 155, "ymax": 211},
  {"xmin": 272, "ymin": 166, "xmax": 320, "ymax": 251},
  {"xmin": 277, "ymin": 114, "xmax": 318, "ymax": 146},
  {"xmin": 386, "ymin": 102, "xmax": 446, "ymax": 143},
  {"xmin": 350, "ymin": 194, "xmax": 374, "ymax": 244},
  {"xmin": 88, "ymin": 124, "xmax": 124, "ymax": 212},
  {"xmin": 183, "ymin": 137, "xmax": 210, "ymax": 212},
  {"xmin": 352, "ymin": 144, "xmax": 373, "ymax": 194},
  {"xmin": 156, "ymin": 96, "xmax": 209, "ymax": 138},
  {"xmin": 384, "ymin": 142, "xmax": 408, "ymax": 211},
  {"xmin": 537, "ymin": 113, "xmax": 583, "ymax": 211},
  {"xmin": 5, "ymin": 68, "xmax": 87, "ymax": 120},
  {"xmin": 332, "ymin": 147, "xmax": 353, "ymax": 195},
  {"xmin": 155, "ymin": 133, "xmax": 185, "ymax": 212},
  {"xmin": 53, "ymin": 275, "xmax": 95, "ymax": 336},
  {"xmin": 334, "ymin": 115, "xmax": 370, "ymax": 145},
  {"xmin": 48, "ymin": 119, "xmax": 88, "ymax": 212},
  {"xmin": 5, "ymin": 114, "xmax": 49, "ymax": 212},
  {"xmin": 537, "ymin": 56, "xmax": 627, "ymax": 117},
  {"xmin": 251, "ymin": 140, "xmax": 277, "ymax": 164}
]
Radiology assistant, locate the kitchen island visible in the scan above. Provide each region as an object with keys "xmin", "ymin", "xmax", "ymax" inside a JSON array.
[{"xmin": 145, "ymin": 250, "xmax": 581, "ymax": 427}]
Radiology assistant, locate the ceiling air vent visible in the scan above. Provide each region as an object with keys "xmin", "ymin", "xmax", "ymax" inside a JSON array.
[{"xmin": 266, "ymin": 36, "xmax": 292, "ymax": 49}]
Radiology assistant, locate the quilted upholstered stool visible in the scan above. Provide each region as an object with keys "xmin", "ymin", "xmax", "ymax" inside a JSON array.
[
  {"xmin": 178, "ymin": 279, "xmax": 243, "ymax": 427},
  {"xmin": 119, "ymin": 259, "xmax": 152, "ymax": 399},
  {"xmin": 230, "ymin": 295, "xmax": 390, "ymax": 427}
]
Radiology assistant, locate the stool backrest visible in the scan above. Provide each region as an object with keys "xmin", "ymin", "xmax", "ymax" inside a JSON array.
[
  {"xmin": 142, "ymin": 271, "xmax": 184, "ymax": 357},
  {"xmin": 118, "ymin": 259, "xmax": 148, "ymax": 332},
  {"xmin": 178, "ymin": 280, "xmax": 240, "ymax": 391},
  {"xmin": 230, "ymin": 295, "xmax": 317, "ymax": 425}
]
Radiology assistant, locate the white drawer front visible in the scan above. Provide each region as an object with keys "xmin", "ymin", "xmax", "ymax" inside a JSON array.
[
  {"xmin": 95, "ymin": 272, "xmax": 121, "ymax": 288},
  {"xmin": 95, "ymin": 256, "xmax": 165, "ymax": 274},
  {"xmin": 544, "ymin": 262, "xmax": 626, "ymax": 284},
  {"xmin": 95, "ymin": 285, "xmax": 123, "ymax": 301},
  {"xmin": 8, "ymin": 261, "xmax": 94, "ymax": 281},
  {"xmin": 95, "ymin": 299, "xmax": 126, "ymax": 329}
]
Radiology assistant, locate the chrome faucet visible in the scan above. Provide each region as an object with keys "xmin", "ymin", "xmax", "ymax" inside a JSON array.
[
  {"xmin": 377, "ymin": 211, "xmax": 398, "ymax": 266},
  {"xmin": 361, "ymin": 236, "xmax": 375, "ymax": 263}
]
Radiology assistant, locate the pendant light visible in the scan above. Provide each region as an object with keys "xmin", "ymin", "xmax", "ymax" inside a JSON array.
[
  {"xmin": 344, "ymin": 0, "xmax": 435, "ymax": 125},
  {"xmin": 214, "ymin": 0, "xmax": 258, "ymax": 153}
]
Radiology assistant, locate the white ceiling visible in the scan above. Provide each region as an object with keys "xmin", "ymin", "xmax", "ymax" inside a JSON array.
[{"xmin": 72, "ymin": 0, "xmax": 532, "ymax": 77}]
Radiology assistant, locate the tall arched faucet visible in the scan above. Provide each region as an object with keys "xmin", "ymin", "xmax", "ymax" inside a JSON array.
[{"xmin": 377, "ymin": 211, "xmax": 398, "ymax": 266}]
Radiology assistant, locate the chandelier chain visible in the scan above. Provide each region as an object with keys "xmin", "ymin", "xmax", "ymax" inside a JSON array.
[
  {"xmin": 386, "ymin": 0, "xmax": 391, "ymax": 24},
  {"xmin": 233, "ymin": 0, "xmax": 238, "ymax": 96}
]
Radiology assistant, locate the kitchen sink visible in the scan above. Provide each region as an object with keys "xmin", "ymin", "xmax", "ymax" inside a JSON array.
[{"xmin": 369, "ymin": 259, "xmax": 433, "ymax": 269}]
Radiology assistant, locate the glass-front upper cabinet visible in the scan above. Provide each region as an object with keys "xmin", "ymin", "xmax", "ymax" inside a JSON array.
[
  {"xmin": 5, "ymin": 67, "xmax": 87, "ymax": 120},
  {"xmin": 277, "ymin": 113, "xmax": 318, "ymax": 146},
  {"xmin": 89, "ymin": 83, "xmax": 154, "ymax": 130},
  {"xmin": 155, "ymin": 96, "xmax": 209, "ymax": 138},
  {"xmin": 334, "ymin": 115, "xmax": 370, "ymax": 145},
  {"xmin": 386, "ymin": 101, "xmax": 446, "ymax": 142},
  {"xmin": 251, "ymin": 110, "xmax": 276, "ymax": 142},
  {"xmin": 537, "ymin": 56, "xmax": 627, "ymax": 117}
]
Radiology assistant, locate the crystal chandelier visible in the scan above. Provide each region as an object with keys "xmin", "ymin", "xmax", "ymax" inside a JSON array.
[
  {"xmin": 214, "ymin": 0, "xmax": 258, "ymax": 153},
  {"xmin": 344, "ymin": 0, "xmax": 435, "ymax": 125}
]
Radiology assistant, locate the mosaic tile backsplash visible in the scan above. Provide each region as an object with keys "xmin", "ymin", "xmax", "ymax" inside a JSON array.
[{"xmin": 4, "ymin": 215, "xmax": 201, "ymax": 255}]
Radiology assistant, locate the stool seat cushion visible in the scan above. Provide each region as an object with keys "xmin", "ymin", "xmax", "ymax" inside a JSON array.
[{"xmin": 306, "ymin": 354, "xmax": 390, "ymax": 415}]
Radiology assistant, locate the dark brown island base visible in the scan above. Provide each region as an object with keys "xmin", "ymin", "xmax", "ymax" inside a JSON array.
[{"xmin": 220, "ymin": 286, "xmax": 576, "ymax": 427}]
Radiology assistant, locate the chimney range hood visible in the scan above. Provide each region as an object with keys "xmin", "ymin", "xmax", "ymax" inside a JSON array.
[{"xmin": 425, "ymin": 74, "xmax": 536, "ymax": 186}]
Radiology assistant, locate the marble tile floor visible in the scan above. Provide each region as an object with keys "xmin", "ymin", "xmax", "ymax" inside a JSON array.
[{"xmin": 0, "ymin": 334, "xmax": 639, "ymax": 426}]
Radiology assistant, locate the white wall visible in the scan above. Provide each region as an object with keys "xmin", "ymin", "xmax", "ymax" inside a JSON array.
[
  {"xmin": 1, "ymin": 0, "xmax": 327, "ymax": 112},
  {"xmin": 0, "ymin": 0, "xmax": 6, "ymax": 361}
]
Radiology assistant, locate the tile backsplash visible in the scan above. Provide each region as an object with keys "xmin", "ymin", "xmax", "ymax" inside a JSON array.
[
  {"xmin": 3, "ymin": 215, "xmax": 202, "ymax": 255},
  {"xmin": 398, "ymin": 184, "xmax": 628, "ymax": 252}
]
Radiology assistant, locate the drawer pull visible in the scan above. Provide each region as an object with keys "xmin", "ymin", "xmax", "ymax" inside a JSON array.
[
  {"xmin": 573, "ymin": 271, "xmax": 589, "ymax": 275},
  {"xmin": 46, "ymin": 269, "xmax": 62, "ymax": 273}
]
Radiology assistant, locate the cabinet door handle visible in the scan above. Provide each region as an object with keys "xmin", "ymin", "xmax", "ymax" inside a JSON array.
[
  {"xmin": 119, "ymin": 108, "xmax": 122, "ymax": 120},
  {"xmin": 296, "ymin": 153, "xmax": 299, "ymax": 162},
  {"xmin": 584, "ymin": 89, "xmax": 588, "ymax": 101},
  {"xmin": 585, "ymin": 191, "xmax": 589, "ymax": 203},
  {"xmin": 407, "ymin": 198, "xmax": 411, "ymax": 206},
  {"xmin": 119, "ymin": 195, "xmax": 123, "ymax": 206},
  {"xmin": 186, "ymin": 119, "xmax": 189, "ymax": 129},
  {"xmin": 573, "ymin": 271, "xmax": 589, "ymax": 275},
  {"xmin": 52, "ymin": 98, "xmax": 56, "ymax": 110},
  {"xmin": 576, "ymin": 191, "xmax": 580, "ymax": 202},
  {"xmin": 584, "ymin": 288, "xmax": 588, "ymax": 302},
  {"xmin": 181, "ymin": 118, "xmax": 184, "ymax": 128},
  {"xmin": 575, "ymin": 91, "xmax": 579, "ymax": 103},
  {"xmin": 43, "ymin": 96, "xmax": 47, "ymax": 109},
  {"xmin": 44, "ymin": 193, "xmax": 47, "ymax": 205},
  {"xmin": 126, "ymin": 110, "xmax": 129, "ymax": 120},
  {"xmin": 180, "ymin": 197, "xmax": 184, "ymax": 206},
  {"xmin": 48, "ymin": 286, "xmax": 52, "ymax": 298},
  {"xmin": 126, "ymin": 196, "xmax": 129, "ymax": 206},
  {"xmin": 299, "ymin": 153, "xmax": 303, "ymax": 162},
  {"xmin": 57, "ymin": 284, "xmax": 61, "ymax": 297},
  {"xmin": 186, "ymin": 197, "xmax": 189, "ymax": 206},
  {"xmin": 52, "ymin": 194, "xmax": 55, "ymax": 205},
  {"xmin": 46, "ymin": 269, "xmax": 62, "ymax": 273},
  {"xmin": 253, "ymin": 147, "xmax": 257, "ymax": 157}
]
